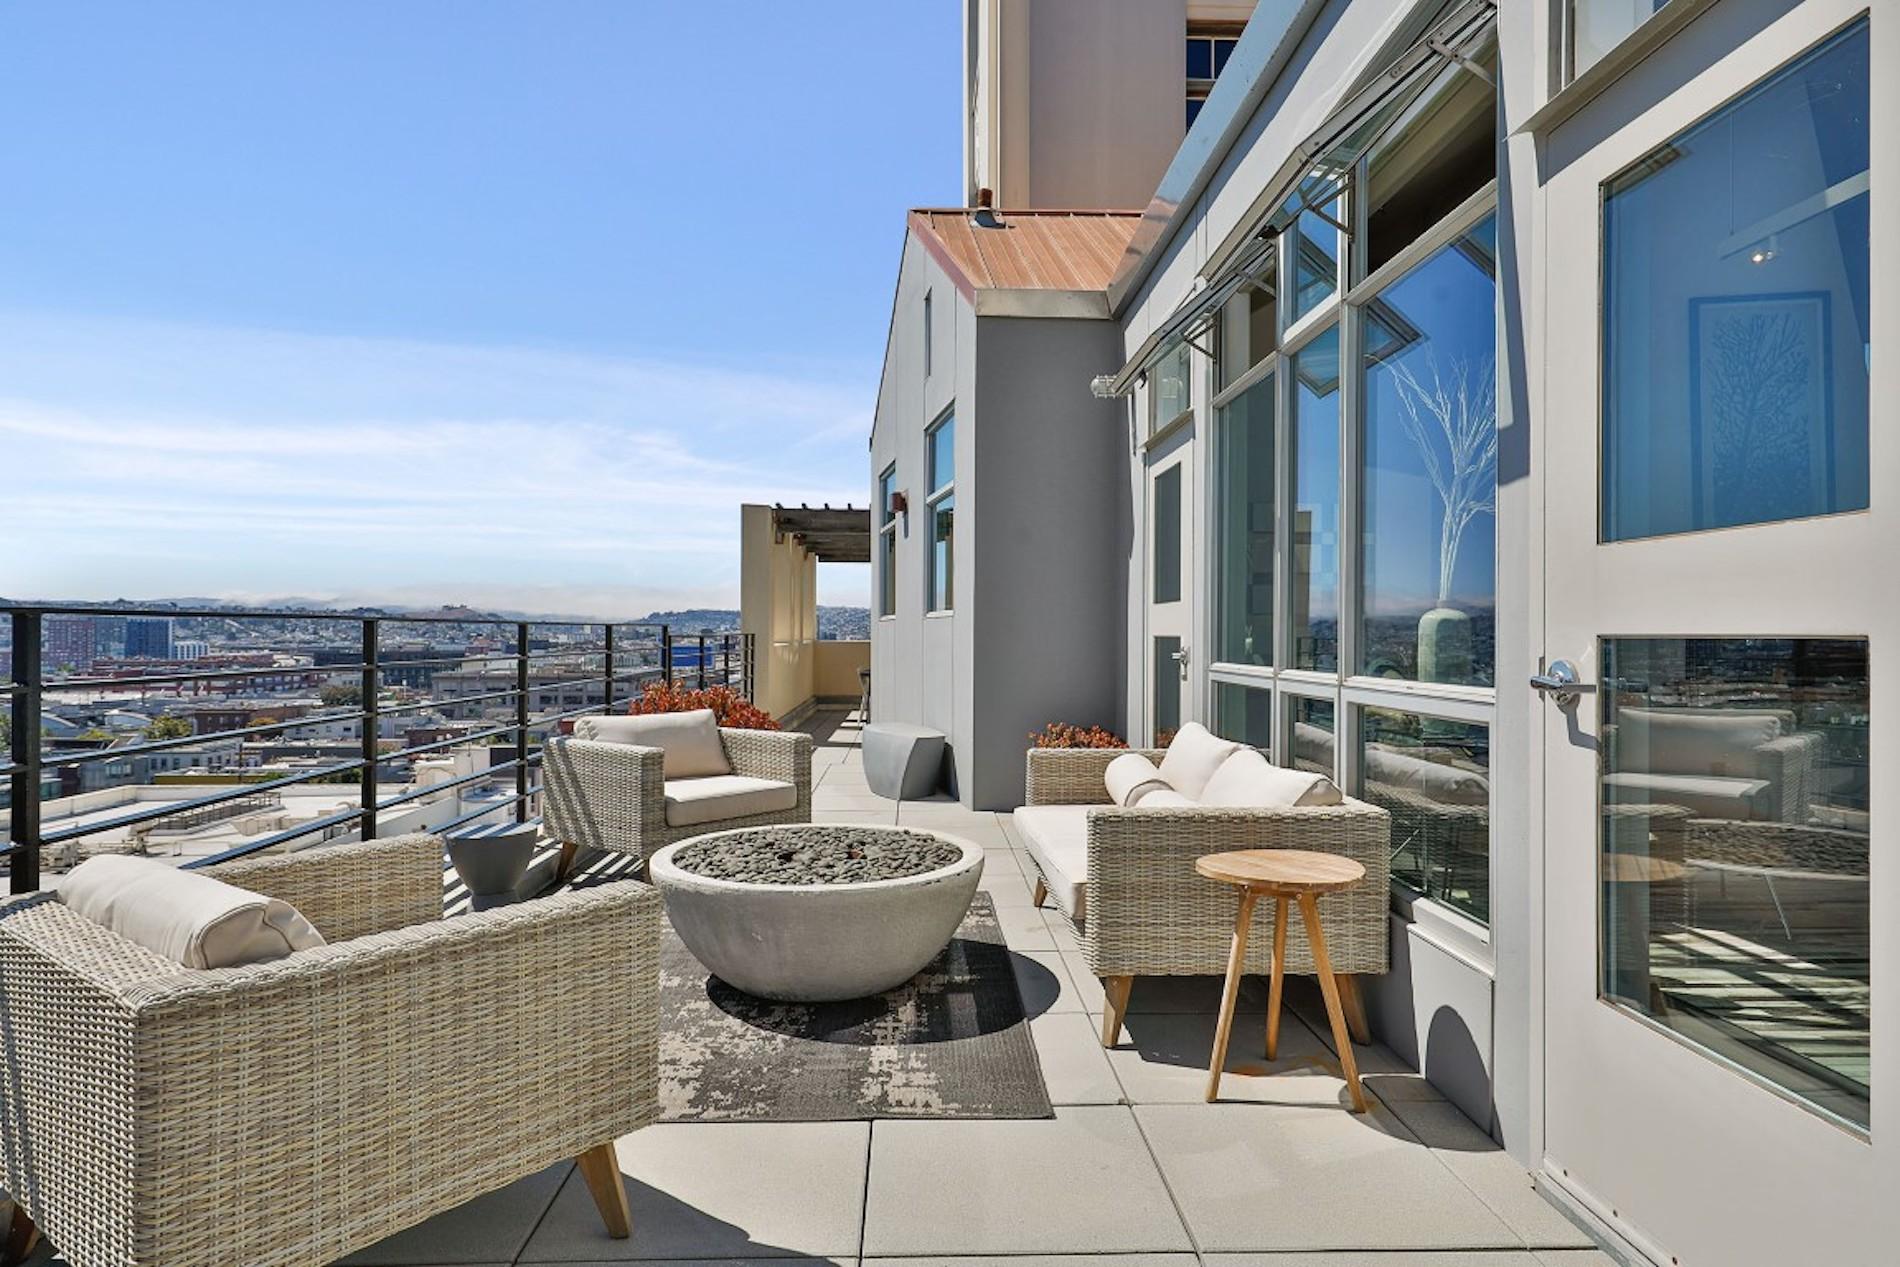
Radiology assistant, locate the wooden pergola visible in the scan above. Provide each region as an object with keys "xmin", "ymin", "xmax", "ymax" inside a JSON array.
[{"xmin": 771, "ymin": 504, "xmax": 871, "ymax": 563}]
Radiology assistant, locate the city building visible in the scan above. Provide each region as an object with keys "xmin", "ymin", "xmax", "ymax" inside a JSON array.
[
  {"xmin": 122, "ymin": 616, "xmax": 175, "ymax": 659},
  {"xmin": 872, "ymin": 0, "xmax": 1886, "ymax": 1260},
  {"xmin": 40, "ymin": 615, "xmax": 95, "ymax": 673}
]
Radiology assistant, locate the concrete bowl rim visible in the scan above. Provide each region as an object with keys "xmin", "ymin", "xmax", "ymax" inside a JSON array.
[{"xmin": 650, "ymin": 824, "xmax": 984, "ymax": 895}]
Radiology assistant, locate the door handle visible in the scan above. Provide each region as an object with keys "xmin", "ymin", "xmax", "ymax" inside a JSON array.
[{"xmin": 1530, "ymin": 659, "xmax": 1582, "ymax": 705}]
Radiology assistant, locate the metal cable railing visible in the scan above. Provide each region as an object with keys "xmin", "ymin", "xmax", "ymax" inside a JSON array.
[{"xmin": 2, "ymin": 605, "xmax": 756, "ymax": 892}]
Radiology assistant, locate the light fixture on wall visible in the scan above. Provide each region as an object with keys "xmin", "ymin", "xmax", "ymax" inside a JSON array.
[
  {"xmin": 1748, "ymin": 232, "xmax": 1780, "ymax": 265},
  {"xmin": 889, "ymin": 491, "xmax": 908, "ymax": 516}
]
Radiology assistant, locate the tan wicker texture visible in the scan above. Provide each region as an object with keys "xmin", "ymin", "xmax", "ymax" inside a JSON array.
[
  {"xmin": 0, "ymin": 833, "xmax": 660, "ymax": 1267},
  {"xmin": 1023, "ymin": 749, "xmax": 1390, "ymax": 978},
  {"xmin": 543, "ymin": 727, "xmax": 813, "ymax": 862}
]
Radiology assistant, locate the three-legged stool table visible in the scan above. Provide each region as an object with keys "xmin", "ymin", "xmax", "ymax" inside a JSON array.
[{"xmin": 1196, "ymin": 848, "xmax": 1369, "ymax": 1111}]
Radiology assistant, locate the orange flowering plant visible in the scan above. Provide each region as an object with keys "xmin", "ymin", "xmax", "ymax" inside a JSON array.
[
  {"xmin": 630, "ymin": 681, "xmax": 781, "ymax": 731},
  {"xmin": 1029, "ymin": 722, "xmax": 1128, "ymax": 750}
]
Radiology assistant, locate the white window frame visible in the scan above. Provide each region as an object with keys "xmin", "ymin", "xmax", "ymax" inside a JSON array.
[
  {"xmin": 876, "ymin": 464, "xmax": 898, "ymax": 620},
  {"xmin": 924, "ymin": 409, "xmax": 955, "ymax": 614}
]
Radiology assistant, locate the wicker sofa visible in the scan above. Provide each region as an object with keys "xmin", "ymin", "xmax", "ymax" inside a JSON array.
[
  {"xmin": 0, "ymin": 833, "xmax": 660, "ymax": 1267},
  {"xmin": 543, "ymin": 719, "xmax": 813, "ymax": 867},
  {"xmin": 1018, "ymin": 742, "xmax": 1390, "ymax": 1048}
]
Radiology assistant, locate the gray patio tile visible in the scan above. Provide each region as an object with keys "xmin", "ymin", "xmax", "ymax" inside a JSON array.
[
  {"xmin": 979, "ymin": 869, "xmax": 1038, "ymax": 910},
  {"xmin": 1107, "ymin": 1009, "xmax": 1379, "ymax": 1110},
  {"xmin": 869, "ymin": 1258, "xmax": 1194, "ymax": 1267},
  {"xmin": 863, "ymin": 1107, "xmax": 1191, "ymax": 1255},
  {"xmin": 1134, "ymin": 1103, "xmax": 1520, "ymax": 1251},
  {"xmin": 811, "ymin": 809, "xmax": 902, "ymax": 825},
  {"xmin": 1380, "ymin": 1101, "xmax": 1597, "ymax": 1250},
  {"xmin": 1031, "ymin": 1010, "xmax": 1125, "ymax": 1105},
  {"xmin": 1039, "ymin": 908, "xmax": 1082, "ymax": 952},
  {"xmin": 1057, "ymin": 952, "xmax": 1108, "ymax": 1013},
  {"xmin": 996, "ymin": 903, "xmax": 1058, "ymax": 951},
  {"xmin": 1535, "ymin": 1252, "xmax": 1619, "ymax": 1264},
  {"xmin": 557, "ymin": 1262, "xmax": 852, "ymax": 1267},
  {"xmin": 519, "ymin": 1122, "xmax": 868, "ymax": 1261},
  {"xmin": 1208, "ymin": 1254, "xmax": 1542, "ymax": 1266},
  {"xmin": 337, "ymin": 1162, "xmax": 570, "ymax": 1265},
  {"xmin": 1011, "ymin": 949, "xmax": 1081, "ymax": 1015}
]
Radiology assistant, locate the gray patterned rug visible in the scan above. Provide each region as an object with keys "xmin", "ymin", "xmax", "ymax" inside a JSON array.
[{"xmin": 657, "ymin": 894, "xmax": 1054, "ymax": 1121}]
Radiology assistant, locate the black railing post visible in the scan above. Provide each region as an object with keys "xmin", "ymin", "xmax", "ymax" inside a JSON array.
[
  {"xmin": 9, "ymin": 611, "xmax": 43, "ymax": 893},
  {"xmin": 744, "ymin": 633, "xmax": 756, "ymax": 701},
  {"xmin": 660, "ymin": 624, "xmax": 672, "ymax": 685},
  {"xmin": 696, "ymin": 633, "xmax": 707, "ymax": 689},
  {"xmin": 359, "ymin": 619, "xmax": 380, "ymax": 841},
  {"xmin": 602, "ymin": 622, "xmax": 616, "ymax": 714},
  {"xmin": 720, "ymin": 634, "xmax": 733, "ymax": 687},
  {"xmin": 515, "ymin": 622, "xmax": 531, "ymax": 823}
]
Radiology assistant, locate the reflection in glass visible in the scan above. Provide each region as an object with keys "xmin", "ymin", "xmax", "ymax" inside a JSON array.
[
  {"xmin": 1602, "ymin": 22, "xmax": 1869, "ymax": 541},
  {"xmin": 877, "ymin": 465, "xmax": 897, "ymax": 617},
  {"xmin": 1287, "ymin": 195, "xmax": 1342, "ymax": 324},
  {"xmin": 928, "ymin": 413, "xmax": 955, "ymax": 493},
  {"xmin": 1361, "ymin": 708, "xmax": 1491, "ymax": 921},
  {"xmin": 1218, "ymin": 269, "xmax": 1276, "ymax": 390},
  {"xmin": 1214, "ymin": 682, "xmax": 1271, "ymax": 751},
  {"xmin": 1216, "ymin": 375, "xmax": 1273, "ymax": 665},
  {"xmin": 928, "ymin": 494, "xmax": 954, "ymax": 612},
  {"xmin": 1153, "ymin": 637, "xmax": 1182, "ymax": 745},
  {"xmin": 1289, "ymin": 697, "xmax": 1336, "ymax": 776},
  {"xmin": 1360, "ymin": 216, "xmax": 1497, "ymax": 686},
  {"xmin": 1365, "ymin": 43, "xmax": 1496, "ymax": 273},
  {"xmin": 1600, "ymin": 637, "xmax": 1869, "ymax": 1128},
  {"xmin": 1569, "ymin": 0, "xmax": 1668, "ymax": 81},
  {"xmin": 1291, "ymin": 328, "xmax": 1339, "ymax": 670},
  {"xmin": 1152, "ymin": 342, "xmax": 1193, "ymax": 432},
  {"xmin": 1153, "ymin": 463, "xmax": 1182, "ymax": 604}
]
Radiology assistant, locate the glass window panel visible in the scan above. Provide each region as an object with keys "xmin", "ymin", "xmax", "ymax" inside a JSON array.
[
  {"xmin": 1215, "ymin": 682, "xmax": 1272, "ymax": 750},
  {"xmin": 928, "ymin": 413, "xmax": 955, "ymax": 495},
  {"xmin": 1214, "ymin": 38, "xmax": 1237, "ymax": 75},
  {"xmin": 1186, "ymin": 96, "xmax": 1205, "ymax": 131},
  {"xmin": 1364, "ymin": 43, "xmax": 1496, "ymax": 274},
  {"xmin": 1186, "ymin": 38, "xmax": 1213, "ymax": 80},
  {"xmin": 1360, "ymin": 216, "xmax": 1498, "ymax": 686},
  {"xmin": 1361, "ymin": 707, "xmax": 1491, "ymax": 922},
  {"xmin": 1216, "ymin": 373, "xmax": 1273, "ymax": 665},
  {"xmin": 1600, "ymin": 636, "xmax": 1868, "ymax": 1129},
  {"xmin": 928, "ymin": 493, "xmax": 954, "ymax": 612},
  {"xmin": 1151, "ymin": 342, "xmax": 1193, "ymax": 431},
  {"xmin": 1569, "ymin": 0, "xmax": 1669, "ymax": 81},
  {"xmin": 1286, "ymin": 195, "xmax": 1342, "ymax": 324},
  {"xmin": 1217, "ymin": 272, "xmax": 1276, "ymax": 391},
  {"xmin": 1291, "ymin": 327, "xmax": 1339, "ymax": 670},
  {"xmin": 1289, "ymin": 697, "xmax": 1335, "ymax": 775},
  {"xmin": 1153, "ymin": 463, "xmax": 1182, "ymax": 604},
  {"xmin": 877, "ymin": 466, "xmax": 897, "ymax": 617},
  {"xmin": 1153, "ymin": 637, "xmax": 1182, "ymax": 745},
  {"xmin": 1602, "ymin": 22, "xmax": 1869, "ymax": 542}
]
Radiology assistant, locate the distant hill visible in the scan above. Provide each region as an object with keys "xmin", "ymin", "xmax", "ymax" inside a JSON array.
[{"xmin": 638, "ymin": 606, "xmax": 870, "ymax": 640}]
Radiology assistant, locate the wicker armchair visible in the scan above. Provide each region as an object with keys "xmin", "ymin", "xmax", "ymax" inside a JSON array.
[
  {"xmin": 0, "ymin": 833, "xmax": 660, "ymax": 1267},
  {"xmin": 1021, "ymin": 747, "xmax": 1390, "ymax": 1047},
  {"xmin": 542, "ymin": 726, "xmax": 813, "ymax": 865}
]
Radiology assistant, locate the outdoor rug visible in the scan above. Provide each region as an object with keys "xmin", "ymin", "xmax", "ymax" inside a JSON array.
[{"xmin": 657, "ymin": 894, "xmax": 1054, "ymax": 1121}]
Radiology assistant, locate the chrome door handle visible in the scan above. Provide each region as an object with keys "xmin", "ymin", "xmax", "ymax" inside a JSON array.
[{"xmin": 1530, "ymin": 659, "xmax": 1581, "ymax": 705}]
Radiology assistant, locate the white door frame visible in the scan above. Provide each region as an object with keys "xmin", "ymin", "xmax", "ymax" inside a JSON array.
[{"xmin": 1144, "ymin": 418, "xmax": 1197, "ymax": 744}]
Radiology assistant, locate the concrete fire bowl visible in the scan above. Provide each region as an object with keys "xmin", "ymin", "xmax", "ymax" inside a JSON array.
[{"xmin": 649, "ymin": 824, "xmax": 985, "ymax": 1003}]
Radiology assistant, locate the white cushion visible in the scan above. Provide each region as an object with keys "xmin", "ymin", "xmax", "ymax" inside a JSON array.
[
  {"xmin": 58, "ymin": 855, "xmax": 325, "ymax": 969},
  {"xmin": 1615, "ymin": 708, "xmax": 1781, "ymax": 778},
  {"xmin": 1602, "ymin": 771, "xmax": 1771, "ymax": 820},
  {"xmin": 1134, "ymin": 789, "xmax": 1198, "ymax": 808},
  {"xmin": 1201, "ymin": 748, "xmax": 1343, "ymax": 808},
  {"xmin": 1157, "ymin": 723, "xmax": 1241, "ymax": 800},
  {"xmin": 575, "ymin": 709, "xmax": 732, "ymax": 779},
  {"xmin": 1012, "ymin": 805, "xmax": 1091, "ymax": 920},
  {"xmin": 1293, "ymin": 721, "xmax": 1336, "ymax": 771},
  {"xmin": 1103, "ymin": 752, "xmax": 1169, "ymax": 807},
  {"xmin": 663, "ymin": 774, "xmax": 797, "ymax": 827},
  {"xmin": 1365, "ymin": 745, "xmax": 1490, "ymax": 805}
]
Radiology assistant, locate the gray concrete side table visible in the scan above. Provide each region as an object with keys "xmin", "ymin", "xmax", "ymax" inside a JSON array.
[
  {"xmin": 447, "ymin": 819, "xmax": 541, "ymax": 911},
  {"xmin": 862, "ymin": 723, "xmax": 946, "ymax": 800}
]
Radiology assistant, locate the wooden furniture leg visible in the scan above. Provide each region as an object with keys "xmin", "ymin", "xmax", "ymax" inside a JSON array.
[
  {"xmin": 1205, "ymin": 888, "xmax": 1258, "ymax": 1102},
  {"xmin": 576, "ymin": 1141, "xmax": 633, "ymax": 1239},
  {"xmin": 1031, "ymin": 876, "xmax": 1048, "ymax": 909},
  {"xmin": 2, "ymin": 1201, "xmax": 40, "ymax": 1267},
  {"xmin": 1265, "ymin": 894, "xmax": 1289, "ymax": 1060},
  {"xmin": 1299, "ymin": 892, "xmax": 1368, "ymax": 1112},
  {"xmin": 556, "ymin": 840, "xmax": 581, "ymax": 884},
  {"xmin": 1100, "ymin": 974, "xmax": 1134, "ymax": 1047},
  {"xmin": 1336, "ymin": 973, "xmax": 1371, "ymax": 1045}
]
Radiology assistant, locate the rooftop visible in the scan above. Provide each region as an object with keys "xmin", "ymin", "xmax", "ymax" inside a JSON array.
[{"xmin": 909, "ymin": 208, "xmax": 1141, "ymax": 300}]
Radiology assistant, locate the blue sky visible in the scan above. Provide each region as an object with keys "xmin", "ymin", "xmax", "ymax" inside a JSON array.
[{"xmin": 0, "ymin": 2, "xmax": 959, "ymax": 616}]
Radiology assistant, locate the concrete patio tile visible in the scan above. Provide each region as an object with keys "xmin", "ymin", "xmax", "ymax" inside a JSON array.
[
  {"xmin": 1381, "ymin": 1101, "xmax": 1598, "ymax": 1250},
  {"xmin": 336, "ymin": 1162, "xmax": 570, "ymax": 1265},
  {"xmin": 996, "ymin": 903, "xmax": 1058, "ymax": 951},
  {"xmin": 979, "ymin": 869, "xmax": 1038, "ymax": 909},
  {"xmin": 863, "ymin": 1107, "xmax": 1192, "ymax": 1255},
  {"xmin": 811, "ymin": 808, "xmax": 902, "ymax": 825},
  {"xmin": 1106, "ymin": 1009, "xmax": 1378, "ymax": 1110},
  {"xmin": 1011, "ymin": 949, "xmax": 1082, "ymax": 1015},
  {"xmin": 1535, "ymin": 1252, "xmax": 1619, "ymax": 1264},
  {"xmin": 1039, "ymin": 908, "xmax": 1082, "ymax": 952},
  {"xmin": 1031, "ymin": 1010, "xmax": 1125, "ymax": 1105},
  {"xmin": 1208, "ymin": 1254, "xmax": 1542, "ymax": 1266},
  {"xmin": 1057, "ymin": 952, "xmax": 1107, "ymax": 1013},
  {"xmin": 519, "ymin": 1122, "xmax": 869, "ymax": 1261},
  {"xmin": 1134, "ymin": 1103, "xmax": 1520, "ymax": 1252},
  {"xmin": 869, "ymin": 1258, "xmax": 1195, "ymax": 1267}
]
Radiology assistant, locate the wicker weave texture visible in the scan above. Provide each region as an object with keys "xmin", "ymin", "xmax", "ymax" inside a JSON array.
[
  {"xmin": 1023, "ymin": 749, "xmax": 1390, "ymax": 978},
  {"xmin": 543, "ymin": 727, "xmax": 813, "ymax": 861},
  {"xmin": 0, "ymin": 834, "xmax": 661, "ymax": 1267},
  {"xmin": 207, "ymin": 831, "xmax": 443, "ymax": 943}
]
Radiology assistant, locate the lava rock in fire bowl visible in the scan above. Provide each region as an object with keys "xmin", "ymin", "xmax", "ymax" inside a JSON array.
[{"xmin": 650, "ymin": 824, "xmax": 985, "ymax": 1002}]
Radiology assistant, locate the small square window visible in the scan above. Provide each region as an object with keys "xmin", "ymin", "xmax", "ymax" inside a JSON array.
[{"xmin": 1185, "ymin": 37, "xmax": 1213, "ymax": 80}]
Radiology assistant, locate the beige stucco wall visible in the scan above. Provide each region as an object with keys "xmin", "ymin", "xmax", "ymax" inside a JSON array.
[
  {"xmin": 813, "ymin": 639, "xmax": 870, "ymax": 701},
  {"xmin": 739, "ymin": 503, "xmax": 817, "ymax": 721}
]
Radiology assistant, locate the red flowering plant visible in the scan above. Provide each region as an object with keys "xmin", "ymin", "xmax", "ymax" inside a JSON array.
[
  {"xmin": 629, "ymin": 681, "xmax": 781, "ymax": 731},
  {"xmin": 1029, "ymin": 722, "xmax": 1128, "ymax": 750}
]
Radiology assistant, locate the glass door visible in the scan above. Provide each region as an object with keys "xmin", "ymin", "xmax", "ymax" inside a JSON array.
[
  {"xmin": 1146, "ymin": 424, "xmax": 1195, "ymax": 745},
  {"xmin": 1539, "ymin": 8, "xmax": 1885, "ymax": 1262}
]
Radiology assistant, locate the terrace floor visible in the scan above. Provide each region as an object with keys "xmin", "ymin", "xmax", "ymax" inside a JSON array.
[{"xmin": 33, "ymin": 710, "xmax": 1617, "ymax": 1267}]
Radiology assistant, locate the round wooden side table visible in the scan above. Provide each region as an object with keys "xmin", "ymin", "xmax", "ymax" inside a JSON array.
[{"xmin": 1195, "ymin": 848, "xmax": 1369, "ymax": 1111}]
